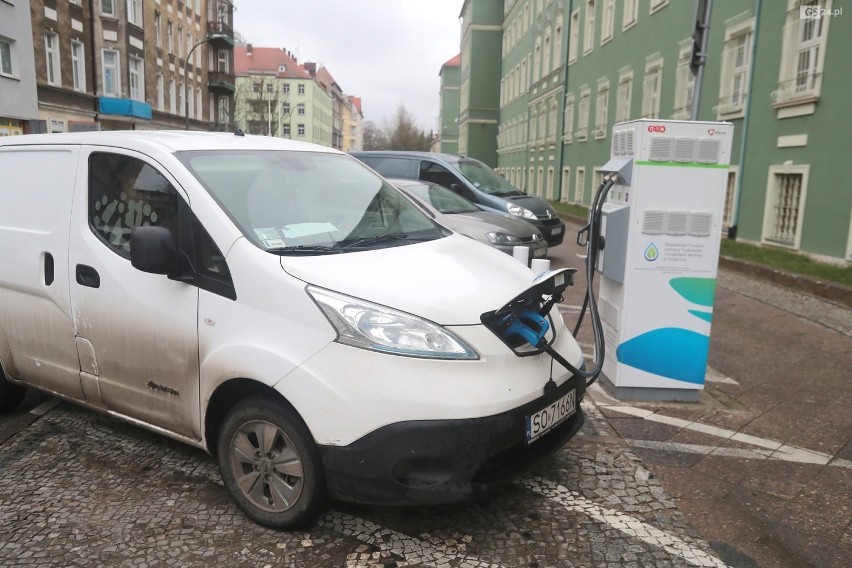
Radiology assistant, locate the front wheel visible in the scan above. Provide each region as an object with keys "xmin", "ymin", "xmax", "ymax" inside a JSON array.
[
  {"xmin": 217, "ymin": 397, "xmax": 327, "ymax": 529},
  {"xmin": 0, "ymin": 366, "xmax": 25, "ymax": 413}
]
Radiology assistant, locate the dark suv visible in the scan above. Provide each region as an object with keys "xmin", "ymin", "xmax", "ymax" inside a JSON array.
[{"xmin": 351, "ymin": 151, "xmax": 566, "ymax": 246}]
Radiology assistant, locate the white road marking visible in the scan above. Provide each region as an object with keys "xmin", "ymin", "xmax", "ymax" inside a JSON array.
[
  {"xmin": 523, "ymin": 477, "xmax": 730, "ymax": 568},
  {"xmin": 603, "ymin": 405, "xmax": 837, "ymax": 466},
  {"xmin": 319, "ymin": 512, "xmax": 504, "ymax": 568}
]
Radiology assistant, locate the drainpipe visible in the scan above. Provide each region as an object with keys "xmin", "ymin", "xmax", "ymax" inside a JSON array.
[
  {"xmin": 89, "ymin": 0, "xmax": 100, "ymax": 119},
  {"xmin": 729, "ymin": 0, "xmax": 761, "ymax": 239},
  {"xmin": 555, "ymin": 0, "xmax": 573, "ymax": 201}
]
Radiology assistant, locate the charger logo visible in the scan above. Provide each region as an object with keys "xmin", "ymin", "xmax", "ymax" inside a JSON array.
[
  {"xmin": 644, "ymin": 243, "xmax": 659, "ymax": 261},
  {"xmin": 648, "ymin": 125, "xmax": 666, "ymax": 133}
]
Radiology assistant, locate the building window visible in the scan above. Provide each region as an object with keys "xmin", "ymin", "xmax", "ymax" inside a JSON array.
[
  {"xmin": 187, "ymin": 83, "xmax": 194, "ymax": 118},
  {"xmin": 217, "ymin": 49, "xmax": 228, "ymax": 73},
  {"xmin": 584, "ymin": 0, "xmax": 596, "ymax": 55},
  {"xmin": 167, "ymin": 21, "xmax": 174, "ymax": 53},
  {"xmin": 282, "ymin": 83, "xmax": 290, "ymax": 94},
  {"xmin": 178, "ymin": 81, "xmax": 184, "ymax": 116},
  {"xmin": 169, "ymin": 78, "xmax": 176, "ymax": 113},
  {"xmin": 156, "ymin": 73, "xmax": 164, "ymax": 110},
  {"xmin": 298, "ymin": 84, "xmax": 305, "ymax": 95},
  {"xmin": 763, "ymin": 165, "xmax": 809, "ymax": 249},
  {"xmin": 717, "ymin": 18, "xmax": 754, "ymax": 118},
  {"xmin": 154, "ymin": 12, "xmax": 161, "ymax": 48},
  {"xmin": 0, "ymin": 38, "xmax": 13, "ymax": 78},
  {"xmin": 533, "ymin": 35, "xmax": 541, "ymax": 82},
  {"xmin": 650, "ymin": 0, "xmax": 669, "ymax": 15},
  {"xmin": 297, "ymin": 123, "xmax": 305, "ymax": 136},
  {"xmin": 196, "ymin": 88, "xmax": 202, "ymax": 120},
  {"xmin": 723, "ymin": 166, "xmax": 739, "ymax": 233},
  {"xmin": 776, "ymin": 0, "xmax": 832, "ymax": 108},
  {"xmin": 575, "ymin": 167, "xmax": 586, "ymax": 203},
  {"xmin": 129, "ymin": 56, "xmax": 143, "ymax": 100},
  {"xmin": 186, "ymin": 32, "xmax": 193, "ymax": 61},
  {"xmin": 177, "ymin": 26, "xmax": 183, "ymax": 58},
  {"xmin": 217, "ymin": 96, "xmax": 228, "ymax": 125},
  {"xmin": 623, "ymin": 0, "xmax": 639, "ymax": 30},
  {"xmin": 127, "ymin": 0, "xmax": 142, "ymax": 27},
  {"xmin": 297, "ymin": 105, "xmax": 305, "ymax": 115},
  {"xmin": 569, "ymin": 9, "xmax": 579, "ymax": 64},
  {"xmin": 71, "ymin": 41, "xmax": 86, "ymax": 92},
  {"xmin": 542, "ymin": 29, "xmax": 551, "ymax": 77},
  {"xmin": 578, "ymin": 86, "xmax": 590, "ymax": 141},
  {"xmin": 563, "ymin": 93, "xmax": 575, "ymax": 143},
  {"xmin": 642, "ymin": 55, "xmax": 663, "ymax": 118},
  {"xmin": 45, "ymin": 32, "xmax": 61, "ymax": 86},
  {"xmin": 595, "ymin": 80, "xmax": 609, "ymax": 139},
  {"xmin": 601, "ymin": 0, "xmax": 615, "ymax": 44},
  {"xmin": 560, "ymin": 167, "xmax": 571, "ymax": 203},
  {"xmin": 283, "ymin": 124, "xmax": 291, "ymax": 137},
  {"xmin": 615, "ymin": 68, "xmax": 633, "ymax": 122},
  {"xmin": 101, "ymin": 0, "xmax": 115, "ymax": 17},
  {"xmin": 673, "ymin": 39, "xmax": 695, "ymax": 119},
  {"xmin": 548, "ymin": 102, "xmax": 557, "ymax": 143},
  {"xmin": 553, "ymin": 15, "xmax": 563, "ymax": 73},
  {"xmin": 282, "ymin": 102, "xmax": 290, "ymax": 115}
]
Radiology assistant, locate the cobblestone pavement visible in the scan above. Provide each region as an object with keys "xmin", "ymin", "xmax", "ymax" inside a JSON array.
[{"xmin": 0, "ymin": 397, "xmax": 729, "ymax": 567}]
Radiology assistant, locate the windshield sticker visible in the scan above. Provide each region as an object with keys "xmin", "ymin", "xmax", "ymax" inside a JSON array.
[
  {"xmin": 254, "ymin": 227, "xmax": 281, "ymax": 241},
  {"xmin": 263, "ymin": 239, "xmax": 287, "ymax": 248},
  {"xmin": 280, "ymin": 222, "xmax": 338, "ymax": 238}
]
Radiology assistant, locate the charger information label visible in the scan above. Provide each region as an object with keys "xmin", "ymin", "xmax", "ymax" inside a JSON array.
[{"xmin": 525, "ymin": 389, "xmax": 576, "ymax": 444}]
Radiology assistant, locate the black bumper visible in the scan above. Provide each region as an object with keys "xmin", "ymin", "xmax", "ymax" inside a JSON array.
[
  {"xmin": 319, "ymin": 373, "xmax": 585, "ymax": 506},
  {"xmin": 533, "ymin": 218, "xmax": 566, "ymax": 247}
]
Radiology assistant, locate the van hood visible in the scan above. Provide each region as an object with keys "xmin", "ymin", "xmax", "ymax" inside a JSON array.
[{"xmin": 278, "ymin": 234, "xmax": 537, "ymax": 325}]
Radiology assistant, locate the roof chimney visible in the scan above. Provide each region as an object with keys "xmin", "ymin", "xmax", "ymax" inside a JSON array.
[
  {"xmin": 304, "ymin": 62, "xmax": 316, "ymax": 77},
  {"xmin": 246, "ymin": 43, "xmax": 253, "ymax": 56}
]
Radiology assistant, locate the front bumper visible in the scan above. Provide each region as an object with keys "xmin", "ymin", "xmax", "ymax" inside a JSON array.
[
  {"xmin": 319, "ymin": 370, "xmax": 585, "ymax": 505},
  {"xmin": 531, "ymin": 218, "xmax": 566, "ymax": 247}
]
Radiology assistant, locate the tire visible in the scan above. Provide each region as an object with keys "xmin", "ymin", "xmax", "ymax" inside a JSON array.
[
  {"xmin": 0, "ymin": 365, "xmax": 25, "ymax": 413},
  {"xmin": 217, "ymin": 397, "xmax": 327, "ymax": 529}
]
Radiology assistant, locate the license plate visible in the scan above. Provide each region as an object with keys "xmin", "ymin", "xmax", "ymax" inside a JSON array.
[
  {"xmin": 551, "ymin": 226, "xmax": 564, "ymax": 236},
  {"xmin": 525, "ymin": 389, "xmax": 576, "ymax": 444},
  {"xmin": 533, "ymin": 248, "xmax": 546, "ymax": 258}
]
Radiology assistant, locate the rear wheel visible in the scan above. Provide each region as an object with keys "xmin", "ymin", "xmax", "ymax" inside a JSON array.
[
  {"xmin": 0, "ymin": 365, "xmax": 25, "ymax": 413},
  {"xmin": 217, "ymin": 397, "xmax": 327, "ymax": 529}
]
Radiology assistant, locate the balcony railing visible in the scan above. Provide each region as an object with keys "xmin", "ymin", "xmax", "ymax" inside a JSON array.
[
  {"xmin": 208, "ymin": 71, "xmax": 235, "ymax": 93},
  {"xmin": 207, "ymin": 21, "xmax": 235, "ymax": 46}
]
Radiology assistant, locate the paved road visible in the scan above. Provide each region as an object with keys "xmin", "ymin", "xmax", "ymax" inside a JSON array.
[{"xmin": 1, "ymin": 221, "xmax": 848, "ymax": 567}]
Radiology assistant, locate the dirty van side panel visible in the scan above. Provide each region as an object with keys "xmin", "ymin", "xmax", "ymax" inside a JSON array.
[
  {"xmin": 68, "ymin": 147, "xmax": 201, "ymax": 439},
  {"xmin": 0, "ymin": 146, "xmax": 84, "ymax": 399}
]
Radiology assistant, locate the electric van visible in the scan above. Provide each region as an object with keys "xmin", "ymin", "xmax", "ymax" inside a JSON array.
[{"xmin": 0, "ymin": 132, "xmax": 585, "ymax": 529}]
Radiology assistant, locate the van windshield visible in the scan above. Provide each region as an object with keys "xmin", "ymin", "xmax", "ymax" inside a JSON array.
[
  {"xmin": 453, "ymin": 159, "xmax": 524, "ymax": 197},
  {"xmin": 177, "ymin": 151, "xmax": 445, "ymax": 254}
]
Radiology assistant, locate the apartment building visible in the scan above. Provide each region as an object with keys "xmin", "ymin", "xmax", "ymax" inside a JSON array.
[
  {"xmin": 452, "ymin": 0, "xmax": 851, "ymax": 262},
  {"xmin": 233, "ymin": 44, "xmax": 333, "ymax": 146},
  {"xmin": 27, "ymin": 0, "xmax": 235, "ymax": 133},
  {"xmin": 0, "ymin": 1, "xmax": 39, "ymax": 135},
  {"xmin": 437, "ymin": 54, "xmax": 460, "ymax": 155},
  {"xmin": 342, "ymin": 95, "xmax": 364, "ymax": 152}
]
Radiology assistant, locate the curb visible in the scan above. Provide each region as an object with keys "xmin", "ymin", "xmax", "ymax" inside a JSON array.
[{"xmin": 718, "ymin": 255, "xmax": 852, "ymax": 308}]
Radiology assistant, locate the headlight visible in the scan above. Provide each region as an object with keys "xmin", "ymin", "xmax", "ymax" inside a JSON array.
[
  {"xmin": 307, "ymin": 286, "xmax": 479, "ymax": 360},
  {"xmin": 531, "ymin": 233, "xmax": 542, "ymax": 242},
  {"xmin": 486, "ymin": 231, "xmax": 522, "ymax": 245},
  {"xmin": 507, "ymin": 202, "xmax": 537, "ymax": 220}
]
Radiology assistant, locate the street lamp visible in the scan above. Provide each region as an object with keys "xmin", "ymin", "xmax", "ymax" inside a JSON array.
[{"xmin": 185, "ymin": 33, "xmax": 228, "ymax": 130}]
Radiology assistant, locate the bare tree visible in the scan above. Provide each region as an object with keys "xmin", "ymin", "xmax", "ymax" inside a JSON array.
[{"xmin": 362, "ymin": 121, "xmax": 388, "ymax": 150}]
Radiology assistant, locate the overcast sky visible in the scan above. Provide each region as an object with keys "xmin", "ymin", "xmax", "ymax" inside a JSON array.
[{"xmin": 233, "ymin": 0, "xmax": 462, "ymax": 132}]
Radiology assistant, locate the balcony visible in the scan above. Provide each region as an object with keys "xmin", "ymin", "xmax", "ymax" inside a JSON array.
[
  {"xmin": 207, "ymin": 21, "xmax": 235, "ymax": 47},
  {"xmin": 208, "ymin": 71, "xmax": 235, "ymax": 94}
]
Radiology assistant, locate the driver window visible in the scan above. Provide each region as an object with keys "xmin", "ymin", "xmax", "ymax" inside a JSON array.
[
  {"xmin": 418, "ymin": 161, "xmax": 470, "ymax": 199},
  {"xmin": 89, "ymin": 153, "xmax": 180, "ymax": 258}
]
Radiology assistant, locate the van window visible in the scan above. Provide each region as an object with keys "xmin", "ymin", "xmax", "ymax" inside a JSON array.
[
  {"xmin": 89, "ymin": 153, "xmax": 180, "ymax": 258},
  {"xmin": 177, "ymin": 151, "xmax": 444, "ymax": 254},
  {"xmin": 453, "ymin": 158, "xmax": 523, "ymax": 197},
  {"xmin": 419, "ymin": 161, "xmax": 473, "ymax": 200},
  {"xmin": 362, "ymin": 156, "xmax": 412, "ymax": 179}
]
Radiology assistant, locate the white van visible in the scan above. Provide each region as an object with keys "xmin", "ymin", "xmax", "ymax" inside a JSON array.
[{"xmin": 0, "ymin": 131, "xmax": 586, "ymax": 529}]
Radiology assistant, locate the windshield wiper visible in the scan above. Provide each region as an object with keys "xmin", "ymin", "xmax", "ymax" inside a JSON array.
[
  {"xmin": 266, "ymin": 245, "xmax": 342, "ymax": 255},
  {"xmin": 341, "ymin": 232, "xmax": 409, "ymax": 249}
]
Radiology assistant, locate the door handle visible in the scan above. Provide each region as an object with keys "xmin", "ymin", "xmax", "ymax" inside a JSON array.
[
  {"xmin": 44, "ymin": 253, "xmax": 54, "ymax": 286},
  {"xmin": 76, "ymin": 264, "xmax": 101, "ymax": 288}
]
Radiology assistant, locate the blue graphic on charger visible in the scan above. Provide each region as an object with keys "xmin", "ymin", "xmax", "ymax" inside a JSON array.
[{"xmin": 616, "ymin": 328, "xmax": 709, "ymax": 384}]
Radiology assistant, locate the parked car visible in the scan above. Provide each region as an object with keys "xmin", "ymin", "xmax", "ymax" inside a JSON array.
[
  {"xmin": 0, "ymin": 132, "xmax": 586, "ymax": 530},
  {"xmin": 351, "ymin": 151, "xmax": 566, "ymax": 246},
  {"xmin": 390, "ymin": 178, "xmax": 547, "ymax": 259}
]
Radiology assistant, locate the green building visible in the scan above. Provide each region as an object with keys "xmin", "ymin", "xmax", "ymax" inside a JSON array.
[
  {"xmin": 438, "ymin": 54, "xmax": 461, "ymax": 155},
  {"xmin": 452, "ymin": 0, "xmax": 851, "ymax": 262}
]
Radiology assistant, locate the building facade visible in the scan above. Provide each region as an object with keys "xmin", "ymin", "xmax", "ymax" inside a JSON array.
[
  {"xmin": 233, "ymin": 44, "xmax": 332, "ymax": 146},
  {"xmin": 27, "ymin": 0, "xmax": 235, "ymax": 133},
  {"xmin": 0, "ymin": 0, "xmax": 39, "ymax": 135},
  {"xmin": 437, "ymin": 54, "xmax": 460, "ymax": 155},
  {"xmin": 342, "ymin": 95, "xmax": 364, "ymax": 152},
  {"xmin": 452, "ymin": 0, "xmax": 851, "ymax": 262}
]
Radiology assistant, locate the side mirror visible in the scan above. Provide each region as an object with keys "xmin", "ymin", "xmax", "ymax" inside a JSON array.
[{"xmin": 130, "ymin": 226, "xmax": 179, "ymax": 275}]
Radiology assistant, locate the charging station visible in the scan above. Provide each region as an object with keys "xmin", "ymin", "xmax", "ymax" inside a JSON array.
[{"xmin": 596, "ymin": 119, "xmax": 733, "ymax": 401}]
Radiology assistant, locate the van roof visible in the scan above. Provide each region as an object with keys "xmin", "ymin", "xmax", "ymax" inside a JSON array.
[
  {"xmin": 351, "ymin": 150, "xmax": 463, "ymax": 163},
  {"xmin": 0, "ymin": 130, "xmax": 341, "ymax": 155}
]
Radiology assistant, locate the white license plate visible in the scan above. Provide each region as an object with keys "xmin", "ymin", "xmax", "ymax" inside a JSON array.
[
  {"xmin": 551, "ymin": 226, "xmax": 564, "ymax": 236},
  {"xmin": 525, "ymin": 389, "xmax": 576, "ymax": 444}
]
